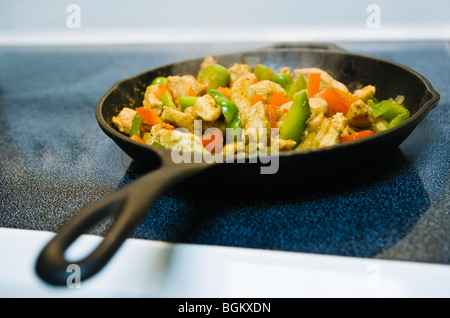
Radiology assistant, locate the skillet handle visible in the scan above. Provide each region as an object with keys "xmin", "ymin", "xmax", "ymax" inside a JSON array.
[
  {"xmin": 35, "ymin": 161, "xmax": 207, "ymax": 286},
  {"xmin": 262, "ymin": 42, "xmax": 347, "ymax": 53}
]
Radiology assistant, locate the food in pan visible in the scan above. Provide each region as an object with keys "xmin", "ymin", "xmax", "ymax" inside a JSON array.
[{"xmin": 112, "ymin": 56, "xmax": 410, "ymax": 154}]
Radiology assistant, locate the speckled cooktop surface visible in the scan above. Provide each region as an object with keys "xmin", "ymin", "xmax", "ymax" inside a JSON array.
[{"xmin": 0, "ymin": 41, "xmax": 448, "ymax": 265}]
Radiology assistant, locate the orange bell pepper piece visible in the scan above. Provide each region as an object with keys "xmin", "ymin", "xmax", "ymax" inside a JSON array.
[
  {"xmin": 307, "ymin": 73, "xmax": 321, "ymax": 98},
  {"xmin": 251, "ymin": 94, "xmax": 265, "ymax": 106},
  {"xmin": 320, "ymin": 87, "xmax": 357, "ymax": 115},
  {"xmin": 130, "ymin": 135, "xmax": 145, "ymax": 143},
  {"xmin": 269, "ymin": 92, "xmax": 291, "ymax": 108},
  {"xmin": 266, "ymin": 104, "xmax": 278, "ymax": 129},
  {"xmin": 341, "ymin": 130, "xmax": 374, "ymax": 142},
  {"xmin": 136, "ymin": 107, "xmax": 163, "ymax": 126}
]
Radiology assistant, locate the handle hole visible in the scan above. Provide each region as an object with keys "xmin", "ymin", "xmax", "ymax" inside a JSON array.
[{"xmin": 64, "ymin": 234, "xmax": 104, "ymax": 263}]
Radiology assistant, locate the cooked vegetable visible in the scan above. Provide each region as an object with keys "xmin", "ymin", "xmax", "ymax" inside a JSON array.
[
  {"xmin": 254, "ymin": 64, "xmax": 273, "ymax": 81},
  {"xmin": 198, "ymin": 64, "xmax": 229, "ymax": 89},
  {"xmin": 321, "ymin": 87, "xmax": 356, "ymax": 115},
  {"xmin": 129, "ymin": 113, "xmax": 143, "ymax": 138},
  {"xmin": 288, "ymin": 76, "xmax": 307, "ymax": 98},
  {"xmin": 178, "ymin": 95, "xmax": 198, "ymax": 110},
  {"xmin": 270, "ymin": 73, "xmax": 293, "ymax": 91},
  {"xmin": 307, "ymin": 73, "xmax": 321, "ymax": 98},
  {"xmin": 269, "ymin": 92, "xmax": 291, "ymax": 107},
  {"xmin": 279, "ymin": 91, "xmax": 310, "ymax": 144},
  {"xmin": 341, "ymin": 130, "xmax": 374, "ymax": 142},
  {"xmin": 229, "ymin": 115, "xmax": 241, "ymax": 130},
  {"xmin": 208, "ymin": 88, "xmax": 239, "ymax": 127},
  {"xmin": 113, "ymin": 56, "xmax": 408, "ymax": 154},
  {"xmin": 160, "ymin": 90, "xmax": 177, "ymax": 109},
  {"xmin": 151, "ymin": 76, "xmax": 167, "ymax": 85},
  {"xmin": 131, "ymin": 135, "xmax": 145, "ymax": 143},
  {"xmin": 371, "ymin": 100, "xmax": 410, "ymax": 128},
  {"xmin": 266, "ymin": 104, "xmax": 278, "ymax": 129},
  {"xmin": 136, "ymin": 107, "xmax": 162, "ymax": 126}
]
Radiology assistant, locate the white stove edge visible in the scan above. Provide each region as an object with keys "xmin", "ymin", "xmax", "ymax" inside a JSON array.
[{"xmin": 0, "ymin": 227, "xmax": 449, "ymax": 298}]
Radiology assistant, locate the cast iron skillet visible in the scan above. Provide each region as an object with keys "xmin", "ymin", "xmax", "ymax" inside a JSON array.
[{"xmin": 35, "ymin": 43, "xmax": 440, "ymax": 285}]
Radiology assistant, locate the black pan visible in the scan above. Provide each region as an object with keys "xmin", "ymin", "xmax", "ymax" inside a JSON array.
[{"xmin": 35, "ymin": 43, "xmax": 440, "ymax": 285}]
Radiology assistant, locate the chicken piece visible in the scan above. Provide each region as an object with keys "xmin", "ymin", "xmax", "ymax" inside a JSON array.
[
  {"xmin": 192, "ymin": 94, "xmax": 221, "ymax": 122},
  {"xmin": 271, "ymin": 138, "xmax": 297, "ymax": 152},
  {"xmin": 306, "ymin": 111, "xmax": 325, "ymax": 134},
  {"xmin": 230, "ymin": 83, "xmax": 271, "ymax": 144},
  {"xmin": 230, "ymin": 72, "xmax": 257, "ymax": 91},
  {"xmin": 303, "ymin": 97, "xmax": 328, "ymax": 133},
  {"xmin": 249, "ymin": 80, "xmax": 287, "ymax": 102},
  {"xmin": 166, "ymin": 75, "xmax": 207, "ymax": 99},
  {"xmin": 143, "ymin": 124, "xmax": 205, "ymax": 154},
  {"xmin": 142, "ymin": 84, "xmax": 164, "ymax": 115},
  {"xmin": 315, "ymin": 113, "xmax": 347, "ymax": 148},
  {"xmin": 353, "ymin": 85, "xmax": 376, "ymax": 102},
  {"xmin": 197, "ymin": 56, "xmax": 217, "ymax": 79},
  {"xmin": 228, "ymin": 63, "xmax": 252, "ymax": 87},
  {"xmin": 160, "ymin": 106, "xmax": 196, "ymax": 132},
  {"xmin": 293, "ymin": 68, "xmax": 349, "ymax": 94},
  {"xmin": 297, "ymin": 131, "xmax": 318, "ymax": 151},
  {"xmin": 112, "ymin": 107, "xmax": 136, "ymax": 135},
  {"xmin": 279, "ymin": 66, "xmax": 293, "ymax": 77},
  {"xmin": 309, "ymin": 97, "xmax": 328, "ymax": 114},
  {"xmin": 346, "ymin": 99, "xmax": 374, "ymax": 129},
  {"xmin": 222, "ymin": 141, "xmax": 246, "ymax": 155}
]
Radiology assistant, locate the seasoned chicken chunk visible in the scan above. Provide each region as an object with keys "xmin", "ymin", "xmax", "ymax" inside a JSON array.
[
  {"xmin": 278, "ymin": 66, "xmax": 293, "ymax": 77},
  {"xmin": 167, "ymin": 75, "xmax": 207, "ymax": 99},
  {"xmin": 298, "ymin": 113, "xmax": 347, "ymax": 150},
  {"xmin": 142, "ymin": 84, "xmax": 164, "ymax": 115},
  {"xmin": 271, "ymin": 138, "xmax": 297, "ymax": 152},
  {"xmin": 160, "ymin": 106, "xmax": 196, "ymax": 132},
  {"xmin": 293, "ymin": 68, "xmax": 349, "ymax": 94},
  {"xmin": 230, "ymin": 72, "xmax": 257, "ymax": 91},
  {"xmin": 192, "ymin": 94, "xmax": 221, "ymax": 122},
  {"xmin": 112, "ymin": 107, "xmax": 136, "ymax": 135},
  {"xmin": 250, "ymin": 80, "xmax": 287, "ymax": 102},
  {"xmin": 346, "ymin": 99, "xmax": 374, "ymax": 129},
  {"xmin": 228, "ymin": 63, "xmax": 252, "ymax": 87},
  {"xmin": 143, "ymin": 124, "xmax": 205, "ymax": 154},
  {"xmin": 353, "ymin": 85, "xmax": 376, "ymax": 102},
  {"xmin": 221, "ymin": 141, "xmax": 246, "ymax": 155},
  {"xmin": 316, "ymin": 113, "xmax": 347, "ymax": 148},
  {"xmin": 306, "ymin": 97, "xmax": 328, "ymax": 133}
]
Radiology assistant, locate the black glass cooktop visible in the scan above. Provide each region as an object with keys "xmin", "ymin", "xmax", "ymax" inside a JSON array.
[{"xmin": 0, "ymin": 41, "xmax": 448, "ymax": 265}]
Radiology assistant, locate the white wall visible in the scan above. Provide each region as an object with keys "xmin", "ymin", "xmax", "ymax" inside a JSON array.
[{"xmin": 0, "ymin": 0, "xmax": 448, "ymax": 45}]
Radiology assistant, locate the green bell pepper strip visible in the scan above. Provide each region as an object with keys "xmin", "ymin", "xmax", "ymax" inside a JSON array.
[
  {"xmin": 151, "ymin": 142, "xmax": 165, "ymax": 148},
  {"xmin": 151, "ymin": 76, "xmax": 167, "ymax": 85},
  {"xmin": 288, "ymin": 76, "xmax": 307, "ymax": 98},
  {"xmin": 270, "ymin": 73, "xmax": 293, "ymax": 92},
  {"xmin": 254, "ymin": 64, "xmax": 272, "ymax": 81},
  {"xmin": 199, "ymin": 64, "xmax": 229, "ymax": 89},
  {"xmin": 208, "ymin": 89, "xmax": 239, "ymax": 127},
  {"xmin": 371, "ymin": 100, "xmax": 410, "ymax": 128},
  {"xmin": 129, "ymin": 113, "xmax": 143, "ymax": 138},
  {"xmin": 161, "ymin": 90, "xmax": 177, "ymax": 109},
  {"xmin": 229, "ymin": 115, "xmax": 241, "ymax": 130},
  {"xmin": 178, "ymin": 95, "xmax": 198, "ymax": 110},
  {"xmin": 279, "ymin": 91, "xmax": 310, "ymax": 144}
]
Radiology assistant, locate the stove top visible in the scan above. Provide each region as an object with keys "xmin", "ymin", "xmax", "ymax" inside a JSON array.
[{"xmin": 0, "ymin": 41, "xmax": 448, "ymax": 269}]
